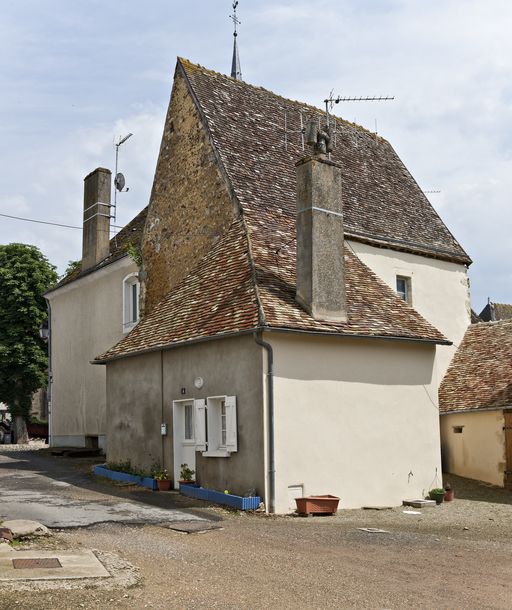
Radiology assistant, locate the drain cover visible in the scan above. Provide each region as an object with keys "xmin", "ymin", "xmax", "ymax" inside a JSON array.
[{"xmin": 12, "ymin": 558, "xmax": 62, "ymax": 570}]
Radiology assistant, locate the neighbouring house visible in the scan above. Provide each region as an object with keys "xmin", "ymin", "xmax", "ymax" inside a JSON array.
[
  {"xmin": 439, "ymin": 320, "xmax": 512, "ymax": 489},
  {"xmin": 45, "ymin": 168, "xmax": 147, "ymax": 449},
  {"xmin": 86, "ymin": 58, "xmax": 473, "ymax": 513},
  {"xmin": 479, "ymin": 300, "xmax": 512, "ymax": 322},
  {"xmin": 471, "ymin": 309, "xmax": 483, "ymax": 324}
]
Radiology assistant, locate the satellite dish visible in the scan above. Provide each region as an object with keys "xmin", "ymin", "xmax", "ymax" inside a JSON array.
[{"xmin": 114, "ymin": 172, "xmax": 126, "ymax": 191}]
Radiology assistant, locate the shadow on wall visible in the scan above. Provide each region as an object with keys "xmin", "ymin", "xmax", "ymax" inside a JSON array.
[
  {"xmin": 443, "ymin": 473, "xmax": 512, "ymax": 505},
  {"xmin": 272, "ymin": 332, "xmax": 436, "ymax": 386}
]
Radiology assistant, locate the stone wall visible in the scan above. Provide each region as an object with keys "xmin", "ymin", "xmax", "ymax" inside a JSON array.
[{"xmin": 141, "ymin": 68, "xmax": 237, "ymax": 314}]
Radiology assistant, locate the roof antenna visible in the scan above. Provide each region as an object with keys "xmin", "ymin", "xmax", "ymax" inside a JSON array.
[
  {"xmin": 229, "ymin": 1, "xmax": 242, "ymax": 80},
  {"xmin": 323, "ymin": 91, "xmax": 395, "ymax": 157},
  {"xmin": 112, "ymin": 133, "xmax": 132, "ymax": 224}
]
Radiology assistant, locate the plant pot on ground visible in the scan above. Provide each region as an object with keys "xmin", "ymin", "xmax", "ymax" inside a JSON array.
[
  {"xmin": 295, "ymin": 495, "xmax": 340, "ymax": 516},
  {"xmin": 444, "ymin": 483, "xmax": 454, "ymax": 502},
  {"xmin": 429, "ymin": 488, "xmax": 445, "ymax": 504},
  {"xmin": 179, "ymin": 463, "xmax": 196, "ymax": 486},
  {"xmin": 152, "ymin": 467, "xmax": 172, "ymax": 491}
]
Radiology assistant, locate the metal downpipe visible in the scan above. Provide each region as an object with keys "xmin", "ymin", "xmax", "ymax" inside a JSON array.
[{"xmin": 254, "ymin": 332, "xmax": 275, "ymax": 513}]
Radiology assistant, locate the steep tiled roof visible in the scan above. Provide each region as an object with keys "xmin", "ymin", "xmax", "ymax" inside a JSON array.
[
  {"xmin": 479, "ymin": 302, "xmax": 512, "ymax": 322},
  {"xmin": 96, "ymin": 60, "xmax": 451, "ymax": 363},
  {"xmin": 180, "ymin": 59, "xmax": 470, "ymax": 265},
  {"xmin": 96, "ymin": 221, "xmax": 447, "ymax": 363},
  {"xmin": 439, "ymin": 320, "xmax": 512, "ymax": 413},
  {"xmin": 48, "ymin": 206, "xmax": 148, "ymax": 292}
]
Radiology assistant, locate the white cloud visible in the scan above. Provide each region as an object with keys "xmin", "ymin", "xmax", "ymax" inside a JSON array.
[{"xmin": 0, "ymin": 0, "xmax": 510, "ymax": 309}]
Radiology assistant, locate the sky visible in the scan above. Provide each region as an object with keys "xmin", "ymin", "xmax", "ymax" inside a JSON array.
[{"xmin": 0, "ymin": 0, "xmax": 510, "ymax": 312}]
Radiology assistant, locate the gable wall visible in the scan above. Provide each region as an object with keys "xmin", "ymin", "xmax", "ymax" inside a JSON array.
[
  {"xmin": 141, "ymin": 69, "xmax": 237, "ymax": 314},
  {"xmin": 47, "ymin": 256, "xmax": 138, "ymax": 447},
  {"xmin": 348, "ymin": 240, "xmax": 471, "ymax": 377}
]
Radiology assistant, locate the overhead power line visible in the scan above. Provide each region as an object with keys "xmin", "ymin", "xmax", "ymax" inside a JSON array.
[{"xmin": 0, "ymin": 212, "xmax": 123, "ymax": 231}]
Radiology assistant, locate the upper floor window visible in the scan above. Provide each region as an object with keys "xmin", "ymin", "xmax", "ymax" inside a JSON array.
[
  {"xmin": 396, "ymin": 275, "xmax": 412, "ymax": 304},
  {"xmin": 123, "ymin": 273, "xmax": 140, "ymax": 332}
]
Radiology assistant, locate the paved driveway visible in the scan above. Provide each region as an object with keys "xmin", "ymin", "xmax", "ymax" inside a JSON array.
[{"xmin": 0, "ymin": 446, "xmax": 211, "ymax": 528}]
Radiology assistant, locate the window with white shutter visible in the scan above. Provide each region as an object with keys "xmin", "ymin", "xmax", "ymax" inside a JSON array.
[{"xmin": 202, "ymin": 395, "xmax": 238, "ymax": 457}]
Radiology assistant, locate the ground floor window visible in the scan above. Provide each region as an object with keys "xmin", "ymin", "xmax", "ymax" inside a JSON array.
[{"xmin": 194, "ymin": 395, "xmax": 237, "ymax": 457}]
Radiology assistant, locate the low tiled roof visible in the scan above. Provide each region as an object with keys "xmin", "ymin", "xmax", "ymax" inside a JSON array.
[
  {"xmin": 48, "ymin": 207, "xmax": 148, "ymax": 292},
  {"xmin": 479, "ymin": 302, "xmax": 512, "ymax": 322},
  {"xmin": 439, "ymin": 320, "xmax": 512, "ymax": 413},
  {"xmin": 96, "ymin": 220, "xmax": 447, "ymax": 363},
  {"xmin": 181, "ymin": 59, "xmax": 470, "ymax": 265}
]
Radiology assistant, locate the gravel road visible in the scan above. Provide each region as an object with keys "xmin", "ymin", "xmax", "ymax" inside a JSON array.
[{"xmin": 1, "ymin": 446, "xmax": 511, "ymax": 609}]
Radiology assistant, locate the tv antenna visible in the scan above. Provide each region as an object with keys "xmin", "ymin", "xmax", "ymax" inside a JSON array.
[
  {"xmin": 423, "ymin": 190, "xmax": 441, "ymax": 194},
  {"xmin": 324, "ymin": 89, "xmax": 394, "ymax": 127},
  {"xmin": 113, "ymin": 133, "xmax": 132, "ymax": 223}
]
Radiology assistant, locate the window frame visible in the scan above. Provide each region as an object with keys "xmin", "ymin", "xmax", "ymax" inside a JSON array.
[
  {"xmin": 196, "ymin": 395, "xmax": 237, "ymax": 457},
  {"xmin": 396, "ymin": 275, "xmax": 412, "ymax": 304},
  {"xmin": 122, "ymin": 272, "xmax": 140, "ymax": 333}
]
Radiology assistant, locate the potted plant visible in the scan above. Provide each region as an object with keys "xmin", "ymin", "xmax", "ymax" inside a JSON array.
[
  {"xmin": 428, "ymin": 488, "xmax": 445, "ymax": 504},
  {"xmin": 444, "ymin": 483, "xmax": 454, "ymax": 502},
  {"xmin": 179, "ymin": 463, "xmax": 196, "ymax": 487},
  {"xmin": 152, "ymin": 467, "xmax": 172, "ymax": 491}
]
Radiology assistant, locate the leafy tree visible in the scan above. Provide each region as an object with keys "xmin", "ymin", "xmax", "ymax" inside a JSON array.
[{"xmin": 0, "ymin": 244, "xmax": 57, "ymax": 443}]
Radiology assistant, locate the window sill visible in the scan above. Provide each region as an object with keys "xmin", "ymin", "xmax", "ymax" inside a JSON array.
[
  {"xmin": 122, "ymin": 321, "xmax": 138, "ymax": 334},
  {"xmin": 201, "ymin": 449, "xmax": 231, "ymax": 458}
]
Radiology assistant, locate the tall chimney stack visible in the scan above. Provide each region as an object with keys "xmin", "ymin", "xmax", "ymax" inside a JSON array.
[
  {"xmin": 82, "ymin": 168, "xmax": 111, "ymax": 271},
  {"xmin": 295, "ymin": 154, "xmax": 347, "ymax": 322}
]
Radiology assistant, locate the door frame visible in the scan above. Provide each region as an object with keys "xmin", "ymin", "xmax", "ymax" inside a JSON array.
[{"xmin": 172, "ymin": 399, "xmax": 196, "ymax": 489}]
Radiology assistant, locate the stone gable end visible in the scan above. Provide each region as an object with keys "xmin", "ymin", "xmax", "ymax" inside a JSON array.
[{"xmin": 141, "ymin": 68, "xmax": 237, "ymax": 314}]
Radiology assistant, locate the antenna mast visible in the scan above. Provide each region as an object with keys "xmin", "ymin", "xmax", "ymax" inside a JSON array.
[
  {"xmin": 229, "ymin": 1, "xmax": 242, "ymax": 80},
  {"xmin": 113, "ymin": 133, "xmax": 132, "ymax": 224}
]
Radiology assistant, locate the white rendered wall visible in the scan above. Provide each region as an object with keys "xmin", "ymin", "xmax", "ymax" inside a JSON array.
[
  {"xmin": 440, "ymin": 410, "xmax": 505, "ymax": 487},
  {"xmin": 268, "ymin": 332, "xmax": 442, "ymax": 513},
  {"xmin": 47, "ymin": 257, "xmax": 138, "ymax": 445},
  {"xmin": 347, "ymin": 240, "xmax": 471, "ymax": 377}
]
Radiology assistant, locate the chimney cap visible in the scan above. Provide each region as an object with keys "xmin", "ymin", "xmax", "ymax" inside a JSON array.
[{"xmin": 84, "ymin": 167, "xmax": 112, "ymax": 181}]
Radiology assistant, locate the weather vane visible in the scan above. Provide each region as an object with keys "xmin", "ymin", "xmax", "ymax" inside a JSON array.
[
  {"xmin": 229, "ymin": 1, "xmax": 242, "ymax": 80},
  {"xmin": 230, "ymin": 1, "xmax": 241, "ymax": 36}
]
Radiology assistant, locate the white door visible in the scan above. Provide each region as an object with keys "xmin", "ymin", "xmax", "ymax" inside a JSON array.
[{"xmin": 172, "ymin": 400, "xmax": 196, "ymax": 489}]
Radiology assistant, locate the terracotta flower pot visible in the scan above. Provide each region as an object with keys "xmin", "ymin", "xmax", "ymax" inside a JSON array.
[
  {"xmin": 295, "ymin": 495, "xmax": 340, "ymax": 516},
  {"xmin": 444, "ymin": 489, "xmax": 454, "ymax": 502},
  {"xmin": 157, "ymin": 479, "xmax": 172, "ymax": 491}
]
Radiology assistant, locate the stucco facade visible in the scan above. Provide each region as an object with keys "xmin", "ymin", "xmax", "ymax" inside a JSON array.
[
  {"xmin": 105, "ymin": 335, "xmax": 265, "ymax": 495},
  {"xmin": 103, "ymin": 330, "xmax": 442, "ymax": 513},
  {"xmin": 268, "ymin": 332, "xmax": 441, "ymax": 512},
  {"xmin": 47, "ymin": 256, "xmax": 138, "ymax": 448},
  {"xmin": 348, "ymin": 240, "xmax": 471, "ymax": 377},
  {"xmin": 440, "ymin": 410, "xmax": 506, "ymax": 487}
]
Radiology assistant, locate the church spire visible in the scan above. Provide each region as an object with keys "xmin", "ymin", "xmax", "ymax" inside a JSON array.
[{"xmin": 229, "ymin": 1, "xmax": 242, "ymax": 80}]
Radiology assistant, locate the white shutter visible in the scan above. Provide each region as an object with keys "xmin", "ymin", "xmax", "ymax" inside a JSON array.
[
  {"xmin": 225, "ymin": 395, "xmax": 238, "ymax": 453},
  {"xmin": 194, "ymin": 399, "xmax": 207, "ymax": 451}
]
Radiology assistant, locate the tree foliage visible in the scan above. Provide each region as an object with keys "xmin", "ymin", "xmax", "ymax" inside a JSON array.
[{"xmin": 0, "ymin": 244, "xmax": 58, "ymax": 422}]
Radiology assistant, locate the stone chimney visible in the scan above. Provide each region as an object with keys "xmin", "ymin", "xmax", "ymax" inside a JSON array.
[
  {"xmin": 82, "ymin": 168, "xmax": 111, "ymax": 271},
  {"xmin": 295, "ymin": 154, "xmax": 347, "ymax": 322}
]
